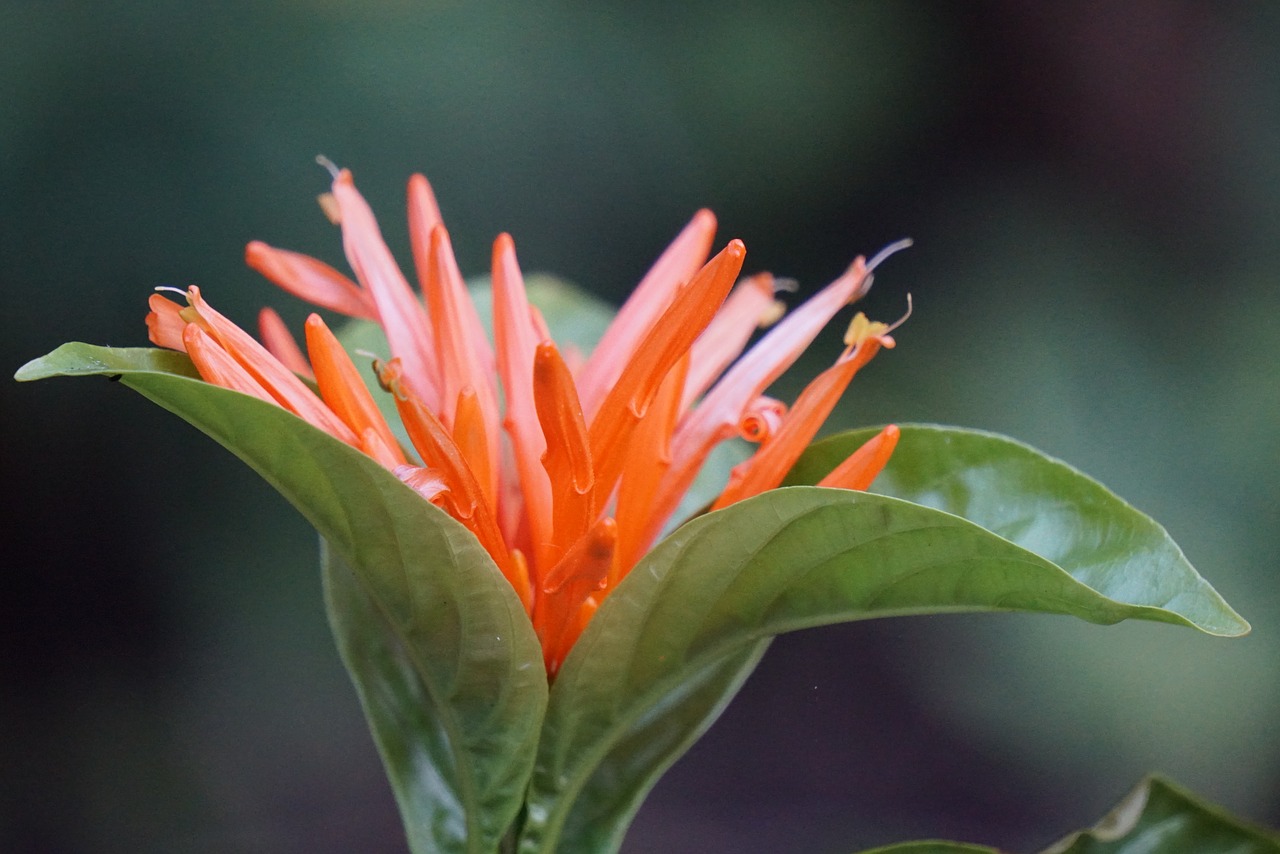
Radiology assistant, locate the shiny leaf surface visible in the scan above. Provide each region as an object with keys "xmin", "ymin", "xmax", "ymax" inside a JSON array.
[
  {"xmin": 788, "ymin": 425, "xmax": 1248, "ymax": 637},
  {"xmin": 520, "ymin": 428, "xmax": 1248, "ymax": 852},
  {"xmin": 18, "ymin": 343, "xmax": 547, "ymax": 854}
]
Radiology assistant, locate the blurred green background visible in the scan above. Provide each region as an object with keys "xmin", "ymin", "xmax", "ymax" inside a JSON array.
[{"xmin": 4, "ymin": 2, "xmax": 1278, "ymax": 852}]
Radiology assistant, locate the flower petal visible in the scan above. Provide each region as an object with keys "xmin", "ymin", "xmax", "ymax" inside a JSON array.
[
  {"xmin": 712, "ymin": 333, "xmax": 889, "ymax": 510},
  {"xmin": 182, "ymin": 324, "xmax": 277, "ymax": 403},
  {"xmin": 406, "ymin": 173, "xmax": 444, "ymax": 242},
  {"xmin": 394, "ymin": 463, "xmax": 451, "ymax": 504},
  {"xmin": 535, "ymin": 516, "xmax": 616, "ymax": 677},
  {"xmin": 330, "ymin": 169, "xmax": 441, "ymax": 410},
  {"xmin": 642, "ymin": 258, "xmax": 875, "ymax": 538},
  {"xmin": 146, "ymin": 293, "xmax": 189, "ymax": 351},
  {"xmin": 378, "ymin": 359, "xmax": 528, "ymax": 609},
  {"xmin": 576, "ymin": 209, "xmax": 717, "ymax": 418},
  {"xmin": 587, "ymin": 239, "xmax": 746, "ymax": 506},
  {"xmin": 492, "ymin": 233, "xmax": 553, "ymax": 567},
  {"xmin": 613, "ymin": 354, "xmax": 688, "ymax": 579},
  {"xmin": 304, "ymin": 313, "xmax": 405, "ymax": 466},
  {"xmin": 534, "ymin": 341, "xmax": 596, "ymax": 572},
  {"xmin": 681, "ymin": 273, "xmax": 779, "ymax": 412},
  {"xmin": 418, "ymin": 224, "xmax": 500, "ymax": 497},
  {"xmin": 245, "ymin": 241, "xmax": 376, "ymax": 319},
  {"xmin": 186, "ymin": 287, "xmax": 358, "ymax": 445},
  {"xmin": 817, "ymin": 424, "xmax": 900, "ymax": 491},
  {"xmin": 453, "ymin": 386, "xmax": 495, "ymax": 508},
  {"xmin": 258, "ymin": 307, "xmax": 314, "ymax": 379}
]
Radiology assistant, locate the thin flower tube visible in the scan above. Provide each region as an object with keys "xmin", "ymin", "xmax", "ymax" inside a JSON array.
[{"xmin": 145, "ymin": 167, "xmax": 907, "ymax": 676}]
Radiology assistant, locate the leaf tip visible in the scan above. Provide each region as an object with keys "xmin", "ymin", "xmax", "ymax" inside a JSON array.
[
  {"xmin": 14, "ymin": 347, "xmax": 73, "ymax": 382},
  {"xmin": 1211, "ymin": 610, "xmax": 1252, "ymax": 638}
]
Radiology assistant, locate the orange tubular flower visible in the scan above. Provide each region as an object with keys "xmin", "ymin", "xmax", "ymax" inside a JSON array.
[{"xmin": 145, "ymin": 167, "xmax": 907, "ymax": 677}]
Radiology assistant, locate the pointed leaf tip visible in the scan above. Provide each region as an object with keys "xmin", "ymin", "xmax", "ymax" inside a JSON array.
[
  {"xmin": 16, "ymin": 343, "xmax": 200, "ymax": 382},
  {"xmin": 788, "ymin": 424, "xmax": 1250, "ymax": 638}
]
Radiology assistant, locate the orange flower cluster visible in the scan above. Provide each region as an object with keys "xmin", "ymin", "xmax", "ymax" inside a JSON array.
[{"xmin": 147, "ymin": 167, "xmax": 903, "ymax": 675}]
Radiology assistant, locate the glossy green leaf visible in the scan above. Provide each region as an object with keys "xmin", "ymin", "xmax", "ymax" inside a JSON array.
[
  {"xmin": 520, "ymin": 427, "xmax": 1248, "ymax": 852},
  {"xmin": 1041, "ymin": 776, "xmax": 1279, "ymax": 853},
  {"xmin": 17, "ymin": 343, "xmax": 548, "ymax": 854},
  {"xmin": 788, "ymin": 425, "xmax": 1249, "ymax": 637}
]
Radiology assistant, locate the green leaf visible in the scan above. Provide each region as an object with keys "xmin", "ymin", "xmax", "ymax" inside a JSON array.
[
  {"xmin": 858, "ymin": 777, "xmax": 1280, "ymax": 853},
  {"xmin": 18, "ymin": 343, "xmax": 547, "ymax": 854},
  {"xmin": 856, "ymin": 844, "xmax": 998, "ymax": 854},
  {"xmin": 520, "ymin": 427, "xmax": 1249, "ymax": 853},
  {"xmin": 1040, "ymin": 776, "xmax": 1280, "ymax": 853},
  {"xmin": 15, "ymin": 342, "xmax": 200, "ymax": 380},
  {"xmin": 788, "ymin": 425, "xmax": 1249, "ymax": 637},
  {"xmin": 524, "ymin": 640, "xmax": 771, "ymax": 853}
]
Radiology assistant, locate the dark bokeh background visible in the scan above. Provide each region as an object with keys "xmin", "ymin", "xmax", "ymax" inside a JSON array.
[{"xmin": 4, "ymin": 2, "xmax": 1278, "ymax": 852}]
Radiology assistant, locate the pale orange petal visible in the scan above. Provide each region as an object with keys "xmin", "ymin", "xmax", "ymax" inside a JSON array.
[
  {"xmin": 330, "ymin": 169, "xmax": 440, "ymax": 410},
  {"xmin": 406, "ymin": 173, "xmax": 444, "ymax": 243},
  {"xmin": 185, "ymin": 287, "xmax": 358, "ymax": 445},
  {"xmin": 245, "ymin": 241, "xmax": 376, "ymax": 319},
  {"xmin": 681, "ymin": 273, "xmax": 778, "ymax": 412},
  {"xmin": 588, "ymin": 239, "xmax": 745, "ymax": 506},
  {"xmin": 258, "ymin": 308, "xmax": 313, "ymax": 379},
  {"xmin": 737, "ymin": 395, "xmax": 787, "ymax": 443},
  {"xmin": 146, "ymin": 293, "xmax": 189, "ymax": 351},
  {"xmin": 182, "ymin": 324, "xmax": 276, "ymax": 403},
  {"xmin": 491, "ymin": 233, "xmax": 553, "ymax": 572},
  {"xmin": 576, "ymin": 209, "xmax": 717, "ymax": 418},
  {"xmin": 418, "ymin": 224, "xmax": 500, "ymax": 497},
  {"xmin": 394, "ymin": 464, "xmax": 451, "ymax": 504}
]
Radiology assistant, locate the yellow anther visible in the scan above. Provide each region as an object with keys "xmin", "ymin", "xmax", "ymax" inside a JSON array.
[
  {"xmin": 757, "ymin": 299, "xmax": 786, "ymax": 328},
  {"xmin": 843, "ymin": 312, "xmax": 890, "ymax": 347},
  {"xmin": 317, "ymin": 192, "xmax": 342, "ymax": 225}
]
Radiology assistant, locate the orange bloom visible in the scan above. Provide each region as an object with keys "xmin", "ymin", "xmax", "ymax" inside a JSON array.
[{"xmin": 146, "ymin": 167, "xmax": 906, "ymax": 677}]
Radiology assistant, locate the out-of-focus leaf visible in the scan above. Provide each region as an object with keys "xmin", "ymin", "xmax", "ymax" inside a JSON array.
[
  {"xmin": 470, "ymin": 273, "xmax": 617, "ymax": 355},
  {"xmin": 856, "ymin": 844, "xmax": 998, "ymax": 854},
  {"xmin": 17, "ymin": 343, "xmax": 547, "ymax": 854},
  {"xmin": 1040, "ymin": 776, "xmax": 1280, "ymax": 853},
  {"xmin": 860, "ymin": 776, "xmax": 1280, "ymax": 852}
]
